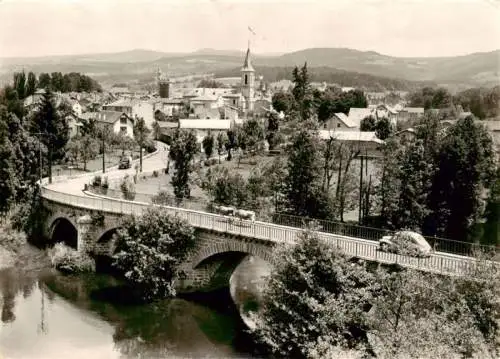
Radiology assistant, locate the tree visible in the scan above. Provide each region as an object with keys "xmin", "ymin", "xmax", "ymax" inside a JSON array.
[
  {"xmin": 29, "ymin": 88, "xmax": 69, "ymax": 183},
  {"xmin": 197, "ymin": 79, "xmax": 224, "ymax": 88},
  {"xmin": 169, "ymin": 130, "xmax": 198, "ymax": 200},
  {"xmin": 113, "ymin": 208, "xmax": 196, "ymax": 300},
  {"xmin": 216, "ymin": 131, "xmax": 227, "ymax": 164},
  {"xmin": 483, "ymin": 165, "xmax": 500, "ymax": 246},
  {"xmin": 374, "ymin": 117, "xmax": 392, "ymax": 140},
  {"xmin": 360, "ymin": 116, "xmax": 376, "ymax": 131},
  {"xmin": 292, "ymin": 63, "xmax": 313, "ymax": 121},
  {"xmin": 284, "ymin": 130, "xmax": 333, "ymax": 219},
  {"xmin": 272, "ymin": 91, "xmax": 295, "ymax": 114},
  {"xmin": 202, "ymin": 166, "xmax": 249, "ymax": 208},
  {"xmin": 0, "ymin": 113, "xmax": 16, "ymax": 215},
  {"xmin": 395, "ymin": 140, "xmax": 433, "ymax": 231},
  {"xmin": 202, "ymin": 131, "xmax": 215, "ymax": 160},
  {"xmin": 370, "ymin": 266, "xmax": 499, "ymax": 359},
  {"xmin": 65, "ymin": 134, "xmax": 98, "ymax": 171},
  {"xmin": 225, "ymin": 129, "xmax": 238, "ymax": 161},
  {"xmin": 152, "ymin": 120, "xmax": 161, "ymax": 140},
  {"xmin": 334, "ymin": 143, "xmax": 360, "ymax": 222},
  {"xmin": 13, "ymin": 71, "xmax": 26, "ymax": 100},
  {"xmin": 252, "ymin": 227, "xmax": 375, "ymax": 358},
  {"xmin": 266, "ymin": 111, "xmax": 281, "ymax": 151},
  {"xmin": 426, "ymin": 117, "xmax": 496, "ymax": 240},
  {"xmin": 26, "ymin": 72, "xmax": 37, "ymax": 97},
  {"xmin": 133, "ymin": 117, "xmax": 151, "ymax": 172},
  {"xmin": 241, "ymin": 118, "xmax": 265, "ymax": 155},
  {"xmin": 38, "ymin": 73, "xmax": 51, "ymax": 90}
]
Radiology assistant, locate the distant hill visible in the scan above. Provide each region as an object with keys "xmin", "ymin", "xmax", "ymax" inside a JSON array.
[{"xmin": 0, "ymin": 47, "xmax": 498, "ymax": 89}]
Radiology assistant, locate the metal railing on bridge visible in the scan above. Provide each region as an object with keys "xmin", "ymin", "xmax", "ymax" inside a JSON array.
[
  {"xmin": 87, "ymin": 185, "xmax": 498, "ymax": 259},
  {"xmin": 41, "ymin": 185, "xmax": 498, "ymax": 277}
]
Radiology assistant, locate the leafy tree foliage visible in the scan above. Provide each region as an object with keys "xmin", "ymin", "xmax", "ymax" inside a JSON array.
[
  {"xmin": 0, "ymin": 114, "xmax": 16, "ymax": 215},
  {"xmin": 408, "ymin": 87, "xmax": 453, "ymax": 110},
  {"xmin": 292, "ymin": 63, "xmax": 314, "ymax": 121},
  {"xmin": 271, "ymin": 91, "xmax": 295, "ymax": 114},
  {"xmin": 374, "ymin": 117, "xmax": 392, "ymax": 140},
  {"xmin": 29, "ymin": 88, "xmax": 69, "ymax": 181},
  {"xmin": 202, "ymin": 131, "xmax": 215, "ymax": 159},
  {"xmin": 26, "ymin": 72, "xmax": 37, "ymax": 97},
  {"xmin": 169, "ymin": 130, "xmax": 198, "ymax": 200},
  {"xmin": 133, "ymin": 117, "xmax": 151, "ymax": 172},
  {"xmin": 113, "ymin": 208, "xmax": 196, "ymax": 300},
  {"xmin": 65, "ymin": 134, "xmax": 98, "ymax": 171},
  {"xmin": 202, "ymin": 166, "xmax": 249, "ymax": 208},
  {"xmin": 225, "ymin": 129, "xmax": 238, "ymax": 161},
  {"xmin": 426, "ymin": 117, "xmax": 496, "ymax": 240},
  {"xmin": 360, "ymin": 116, "xmax": 375, "ymax": 131},
  {"xmin": 197, "ymin": 79, "xmax": 225, "ymax": 88},
  {"xmin": 252, "ymin": 228, "xmax": 375, "ymax": 358},
  {"xmin": 266, "ymin": 111, "xmax": 281, "ymax": 150},
  {"xmin": 370, "ymin": 265, "xmax": 500, "ymax": 359},
  {"xmin": 13, "ymin": 71, "xmax": 26, "ymax": 100},
  {"xmin": 241, "ymin": 118, "xmax": 265, "ymax": 154},
  {"xmin": 483, "ymin": 166, "xmax": 500, "ymax": 246},
  {"xmin": 35, "ymin": 72, "xmax": 102, "ymax": 92},
  {"xmin": 215, "ymin": 131, "xmax": 227, "ymax": 163},
  {"xmin": 316, "ymin": 87, "xmax": 368, "ymax": 123}
]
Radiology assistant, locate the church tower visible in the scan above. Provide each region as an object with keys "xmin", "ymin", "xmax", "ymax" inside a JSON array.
[
  {"xmin": 157, "ymin": 68, "xmax": 170, "ymax": 99},
  {"xmin": 241, "ymin": 44, "xmax": 255, "ymax": 112}
]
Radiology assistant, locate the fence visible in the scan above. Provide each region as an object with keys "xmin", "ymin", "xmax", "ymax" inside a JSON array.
[
  {"xmin": 41, "ymin": 185, "xmax": 499, "ymax": 277},
  {"xmin": 87, "ymin": 185, "xmax": 498, "ymax": 258}
]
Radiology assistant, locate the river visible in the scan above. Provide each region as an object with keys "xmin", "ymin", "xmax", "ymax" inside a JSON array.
[{"xmin": 0, "ymin": 251, "xmax": 271, "ymax": 359}]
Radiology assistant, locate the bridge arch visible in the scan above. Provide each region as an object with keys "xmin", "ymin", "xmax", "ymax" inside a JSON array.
[{"xmin": 49, "ymin": 217, "xmax": 78, "ymax": 249}]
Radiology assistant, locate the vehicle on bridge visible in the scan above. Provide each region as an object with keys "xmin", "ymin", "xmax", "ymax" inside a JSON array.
[
  {"xmin": 379, "ymin": 231, "xmax": 432, "ymax": 257},
  {"xmin": 118, "ymin": 155, "xmax": 132, "ymax": 169}
]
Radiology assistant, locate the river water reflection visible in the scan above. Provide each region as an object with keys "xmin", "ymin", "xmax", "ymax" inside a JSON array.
[{"xmin": 0, "ymin": 265, "xmax": 265, "ymax": 359}]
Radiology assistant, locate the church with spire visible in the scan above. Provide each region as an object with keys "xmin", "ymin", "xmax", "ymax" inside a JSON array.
[{"xmin": 153, "ymin": 42, "xmax": 271, "ymax": 121}]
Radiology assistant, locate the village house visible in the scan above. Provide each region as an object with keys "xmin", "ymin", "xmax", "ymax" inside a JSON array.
[
  {"xmin": 396, "ymin": 107, "xmax": 425, "ymax": 123},
  {"xmin": 102, "ymin": 99, "xmax": 154, "ymax": 128},
  {"xmin": 318, "ymin": 130, "xmax": 384, "ymax": 158},
  {"xmin": 347, "ymin": 108, "xmax": 373, "ymax": 128},
  {"xmin": 323, "ymin": 113, "xmax": 359, "ymax": 130},
  {"xmin": 94, "ymin": 110, "xmax": 134, "ymax": 138}
]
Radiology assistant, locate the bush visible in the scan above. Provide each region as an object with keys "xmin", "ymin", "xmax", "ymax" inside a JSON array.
[
  {"xmin": 120, "ymin": 175, "xmax": 136, "ymax": 201},
  {"xmin": 48, "ymin": 243, "xmax": 95, "ymax": 273},
  {"xmin": 91, "ymin": 175, "xmax": 102, "ymax": 187},
  {"xmin": 151, "ymin": 191, "xmax": 176, "ymax": 206},
  {"xmin": 112, "ymin": 208, "xmax": 197, "ymax": 300}
]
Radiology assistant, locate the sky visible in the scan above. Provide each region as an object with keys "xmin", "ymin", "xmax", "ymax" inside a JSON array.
[{"xmin": 0, "ymin": 0, "xmax": 499, "ymax": 58}]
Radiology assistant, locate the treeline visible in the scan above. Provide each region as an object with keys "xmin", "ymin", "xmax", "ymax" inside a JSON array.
[
  {"xmin": 8, "ymin": 71, "xmax": 102, "ymax": 100},
  {"xmin": 408, "ymin": 86, "xmax": 500, "ymax": 119},
  {"xmin": 215, "ymin": 65, "xmax": 433, "ymax": 92}
]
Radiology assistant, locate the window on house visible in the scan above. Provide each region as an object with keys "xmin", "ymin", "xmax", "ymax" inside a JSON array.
[
  {"xmin": 245, "ymin": 74, "xmax": 248, "ymax": 85},
  {"xmin": 337, "ymin": 123, "xmax": 341, "ymax": 128},
  {"xmin": 323, "ymin": 123, "xmax": 327, "ymax": 129},
  {"xmin": 120, "ymin": 127, "xmax": 127, "ymax": 134},
  {"xmin": 120, "ymin": 117, "xmax": 127, "ymax": 124}
]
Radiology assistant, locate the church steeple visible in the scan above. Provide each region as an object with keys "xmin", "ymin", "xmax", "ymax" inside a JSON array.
[{"xmin": 242, "ymin": 43, "xmax": 255, "ymax": 72}]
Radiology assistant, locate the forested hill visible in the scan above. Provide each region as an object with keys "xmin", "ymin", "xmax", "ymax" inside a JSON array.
[{"xmin": 216, "ymin": 66, "xmax": 434, "ymax": 92}]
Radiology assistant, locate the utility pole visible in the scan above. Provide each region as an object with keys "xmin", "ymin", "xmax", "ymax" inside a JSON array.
[{"xmin": 358, "ymin": 151, "xmax": 364, "ymax": 224}]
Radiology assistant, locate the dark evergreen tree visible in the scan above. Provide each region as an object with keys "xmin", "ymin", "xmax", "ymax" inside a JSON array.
[
  {"xmin": 0, "ymin": 113, "xmax": 16, "ymax": 215},
  {"xmin": 169, "ymin": 130, "xmax": 198, "ymax": 200},
  {"xmin": 26, "ymin": 72, "xmax": 37, "ymax": 97}
]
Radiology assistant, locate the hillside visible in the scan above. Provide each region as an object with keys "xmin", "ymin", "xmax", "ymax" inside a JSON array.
[{"xmin": 0, "ymin": 47, "xmax": 498, "ymax": 89}]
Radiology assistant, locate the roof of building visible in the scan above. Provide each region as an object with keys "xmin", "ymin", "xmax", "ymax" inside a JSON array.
[
  {"xmin": 179, "ymin": 119, "xmax": 231, "ymax": 130},
  {"xmin": 95, "ymin": 111, "xmax": 130, "ymax": 124},
  {"xmin": 347, "ymin": 108, "xmax": 373, "ymax": 128},
  {"xmin": 479, "ymin": 120, "xmax": 500, "ymax": 132},
  {"xmin": 332, "ymin": 112, "xmax": 358, "ymax": 128},
  {"xmin": 104, "ymin": 98, "xmax": 141, "ymax": 108},
  {"xmin": 241, "ymin": 47, "xmax": 255, "ymax": 72},
  {"xmin": 80, "ymin": 112, "xmax": 98, "ymax": 120},
  {"xmin": 191, "ymin": 94, "xmax": 220, "ymax": 102},
  {"xmin": 318, "ymin": 130, "xmax": 384, "ymax": 144},
  {"xmin": 403, "ymin": 107, "xmax": 425, "ymax": 114},
  {"xmin": 158, "ymin": 121, "xmax": 179, "ymax": 129}
]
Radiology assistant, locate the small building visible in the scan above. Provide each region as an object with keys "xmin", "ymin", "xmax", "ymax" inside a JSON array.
[
  {"xmin": 102, "ymin": 99, "xmax": 154, "ymax": 129},
  {"xmin": 95, "ymin": 111, "xmax": 134, "ymax": 138},
  {"xmin": 323, "ymin": 113, "xmax": 359, "ymax": 131},
  {"xmin": 397, "ymin": 107, "xmax": 425, "ymax": 123},
  {"xmin": 347, "ymin": 108, "xmax": 374, "ymax": 128},
  {"xmin": 318, "ymin": 130, "xmax": 384, "ymax": 158}
]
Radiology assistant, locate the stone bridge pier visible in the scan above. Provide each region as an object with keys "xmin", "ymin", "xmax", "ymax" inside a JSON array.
[{"xmin": 43, "ymin": 200, "xmax": 275, "ymax": 293}]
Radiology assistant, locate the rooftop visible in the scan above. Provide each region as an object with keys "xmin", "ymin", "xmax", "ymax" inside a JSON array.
[
  {"xmin": 179, "ymin": 119, "xmax": 231, "ymax": 130},
  {"xmin": 318, "ymin": 130, "xmax": 384, "ymax": 144},
  {"xmin": 95, "ymin": 111, "xmax": 130, "ymax": 124}
]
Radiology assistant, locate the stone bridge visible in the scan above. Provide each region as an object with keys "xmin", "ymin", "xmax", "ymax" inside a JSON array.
[{"xmin": 43, "ymin": 198, "xmax": 275, "ymax": 293}]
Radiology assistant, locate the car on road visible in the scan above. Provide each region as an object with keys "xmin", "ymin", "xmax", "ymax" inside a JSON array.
[
  {"xmin": 379, "ymin": 231, "xmax": 432, "ymax": 257},
  {"xmin": 118, "ymin": 156, "xmax": 132, "ymax": 170}
]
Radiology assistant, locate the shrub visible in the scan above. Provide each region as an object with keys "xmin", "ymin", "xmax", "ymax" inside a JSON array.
[
  {"xmin": 91, "ymin": 175, "xmax": 102, "ymax": 187},
  {"xmin": 112, "ymin": 208, "xmax": 196, "ymax": 300},
  {"xmin": 48, "ymin": 243, "xmax": 95, "ymax": 273},
  {"xmin": 120, "ymin": 175, "xmax": 136, "ymax": 201},
  {"xmin": 151, "ymin": 191, "xmax": 175, "ymax": 206}
]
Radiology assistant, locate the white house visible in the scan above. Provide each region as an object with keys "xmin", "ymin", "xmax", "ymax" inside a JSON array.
[
  {"xmin": 318, "ymin": 130, "xmax": 384, "ymax": 157},
  {"xmin": 95, "ymin": 111, "xmax": 134, "ymax": 138},
  {"xmin": 347, "ymin": 108, "xmax": 374, "ymax": 128},
  {"xmin": 323, "ymin": 113, "xmax": 359, "ymax": 131},
  {"xmin": 102, "ymin": 99, "xmax": 154, "ymax": 128}
]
